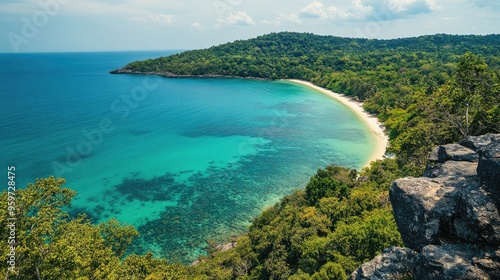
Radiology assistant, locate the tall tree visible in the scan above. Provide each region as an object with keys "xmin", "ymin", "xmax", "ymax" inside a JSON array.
[{"xmin": 433, "ymin": 53, "xmax": 499, "ymax": 137}]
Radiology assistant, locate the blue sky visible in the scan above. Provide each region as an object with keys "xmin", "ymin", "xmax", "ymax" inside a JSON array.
[{"xmin": 1, "ymin": 0, "xmax": 499, "ymax": 53}]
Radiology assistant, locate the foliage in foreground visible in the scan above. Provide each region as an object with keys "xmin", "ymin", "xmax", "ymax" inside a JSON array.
[{"xmin": 0, "ymin": 177, "xmax": 189, "ymax": 279}]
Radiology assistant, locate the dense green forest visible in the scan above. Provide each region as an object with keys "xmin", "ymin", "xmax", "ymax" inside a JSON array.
[{"xmin": 2, "ymin": 33, "xmax": 499, "ymax": 279}]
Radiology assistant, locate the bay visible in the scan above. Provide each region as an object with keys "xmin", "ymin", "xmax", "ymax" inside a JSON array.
[{"xmin": 0, "ymin": 51, "xmax": 376, "ymax": 263}]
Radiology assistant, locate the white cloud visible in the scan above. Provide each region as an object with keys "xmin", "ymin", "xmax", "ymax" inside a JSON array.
[
  {"xmin": 350, "ymin": 0, "xmax": 373, "ymax": 17},
  {"xmin": 300, "ymin": 1, "xmax": 328, "ymax": 19},
  {"xmin": 217, "ymin": 11, "xmax": 255, "ymax": 26},
  {"xmin": 192, "ymin": 22, "xmax": 205, "ymax": 29},
  {"xmin": 325, "ymin": 6, "xmax": 352, "ymax": 20},
  {"xmin": 151, "ymin": 14, "xmax": 175, "ymax": 24},
  {"xmin": 129, "ymin": 14, "xmax": 175, "ymax": 25},
  {"xmin": 327, "ymin": 0, "xmax": 372, "ymax": 20},
  {"xmin": 299, "ymin": 0, "xmax": 439, "ymax": 22},
  {"xmin": 285, "ymin": 14, "xmax": 302, "ymax": 24},
  {"xmin": 271, "ymin": 13, "xmax": 303, "ymax": 25},
  {"xmin": 385, "ymin": 0, "xmax": 439, "ymax": 15}
]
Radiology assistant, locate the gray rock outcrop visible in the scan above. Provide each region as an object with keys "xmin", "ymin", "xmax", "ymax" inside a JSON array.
[
  {"xmin": 413, "ymin": 244, "xmax": 500, "ymax": 280},
  {"xmin": 350, "ymin": 134, "xmax": 500, "ymax": 280},
  {"xmin": 349, "ymin": 247, "xmax": 417, "ymax": 280}
]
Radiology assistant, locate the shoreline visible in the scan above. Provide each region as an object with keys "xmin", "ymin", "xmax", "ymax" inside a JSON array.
[
  {"xmin": 287, "ymin": 79, "xmax": 388, "ymax": 169},
  {"xmin": 111, "ymin": 69, "xmax": 388, "ymax": 169},
  {"xmin": 110, "ymin": 69, "xmax": 269, "ymax": 80}
]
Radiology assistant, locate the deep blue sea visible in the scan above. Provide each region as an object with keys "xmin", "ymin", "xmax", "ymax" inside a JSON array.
[{"xmin": 0, "ymin": 51, "xmax": 376, "ymax": 263}]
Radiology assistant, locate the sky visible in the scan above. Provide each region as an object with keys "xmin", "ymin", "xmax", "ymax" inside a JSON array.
[{"xmin": 1, "ymin": 0, "xmax": 499, "ymax": 53}]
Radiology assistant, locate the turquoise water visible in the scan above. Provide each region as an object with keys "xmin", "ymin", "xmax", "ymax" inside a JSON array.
[{"xmin": 0, "ymin": 52, "xmax": 376, "ymax": 263}]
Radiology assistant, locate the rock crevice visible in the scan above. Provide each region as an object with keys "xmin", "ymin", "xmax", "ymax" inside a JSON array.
[{"xmin": 350, "ymin": 134, "xmax": 500, "ymax": 280}]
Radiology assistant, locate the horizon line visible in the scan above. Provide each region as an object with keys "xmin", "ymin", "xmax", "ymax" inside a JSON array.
[{"xmin": 2, "ymin": 31, "xmax": 500, "ymax": 54}]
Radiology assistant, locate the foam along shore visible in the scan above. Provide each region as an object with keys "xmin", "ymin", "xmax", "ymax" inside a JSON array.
[{"xmin": 287, "ymin": 79, "xmax": 389, "ymax": 168}]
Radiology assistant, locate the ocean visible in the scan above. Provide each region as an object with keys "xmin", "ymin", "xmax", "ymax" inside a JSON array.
[{"xmin": 0, "ymin": 51, "xmax": 376, "ymax": 263}]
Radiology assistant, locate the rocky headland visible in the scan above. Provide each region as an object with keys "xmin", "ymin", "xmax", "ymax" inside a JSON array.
[
  {"xmin": 109, "ymin": 69, "xmax": 268, "ymax": 80},
  {"xmin": 351, "ymin": 134, "xmax": 500, "ymax": 280}
]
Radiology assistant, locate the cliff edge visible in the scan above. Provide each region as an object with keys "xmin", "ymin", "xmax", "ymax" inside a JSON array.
[{"xmin": 350, "ymin": 134, "xmax": 500, "ymax": 280}]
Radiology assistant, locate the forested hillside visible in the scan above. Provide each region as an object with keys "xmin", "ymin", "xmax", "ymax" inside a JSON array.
[{"xmin": 116, "ymin": 32, "xmax": 500, "ymax": 174}]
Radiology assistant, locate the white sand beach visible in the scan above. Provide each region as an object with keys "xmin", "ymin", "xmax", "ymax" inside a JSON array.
[{"xmin": 287, "ymin": 79, "xmax": 389, "ymax": 168}]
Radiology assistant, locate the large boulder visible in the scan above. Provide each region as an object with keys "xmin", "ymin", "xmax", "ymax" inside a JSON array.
[
  {"xmin": 428, "ymin": 144, "xmax": 478, "ymax": 163},
  {"xmin": 413, "ymin": 244, "xmax": 500, "ymax": 280},
  {"xmin": 349, "ymin": 247, "xmax": 417, "ymax": 280},
  {"xmin": 390, "ymin": 178, "xmax": 458, "ymax": 251},
  {"xmin": 423, "ymin": 160, "xmax": 477, "ymax": 180},
  {"xmin": 455, "ymin": 182, "xmax": 500, "ymax": 244},
  {"xmin": 459, "ymin": 134, "xmax": 500, "ymax": 151},
  {"xmin": 478, "ymin": 141, "xmax": 500, "ymax": 205}
]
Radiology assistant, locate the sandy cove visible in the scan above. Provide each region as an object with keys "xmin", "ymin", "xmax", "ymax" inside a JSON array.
[{"xmin": 287, "ymin": 79, "xmax": 389, "ymax": 169}]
